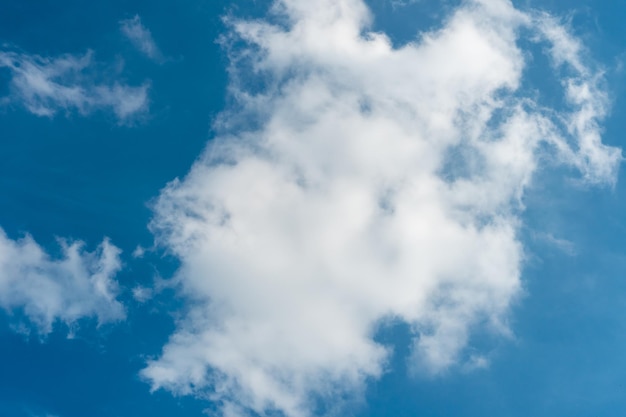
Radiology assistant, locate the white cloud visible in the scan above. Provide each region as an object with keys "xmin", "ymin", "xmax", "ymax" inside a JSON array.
[
  {"xmin": 142, "ymin": 0, "xmax": 621, "ymax": 416},
  {"xmin": 0, "ymin": 229, "xmax": 125, "ymax": 334},
  {"xmin": 534, "ymin": 232, "xmax": 577, "ymax": 256},
  {"xmin": 120, "ymin": 15, "xmax": 164, "ymax": 62},
  {"xmin": 132, "ymin": 286, "xmax": 153, "ymax": 303},
  {"xmin": 132, "ymin": 245, "xmax": 146, "ymax": 258},
  {"xmin": 0, "ymin": 49, "xmax": 149, "ymax": 122}
]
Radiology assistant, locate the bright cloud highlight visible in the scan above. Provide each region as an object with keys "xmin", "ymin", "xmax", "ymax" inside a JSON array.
[
  {"xmin": 0, "ymin": 229, "xmax": 125, "ymax": 334},
  {"xmin": 0, "ymin": 49, "xmax": 149, "ymax": 121},
  {"xmin": 142, "ymin": 0, "xmax": 621, "ymax": 416}
]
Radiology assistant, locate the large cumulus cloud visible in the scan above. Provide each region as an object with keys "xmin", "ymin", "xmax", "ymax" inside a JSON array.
[{"xmin": 142, "ymin": 0, "xmax": 621, "ymax": 416}]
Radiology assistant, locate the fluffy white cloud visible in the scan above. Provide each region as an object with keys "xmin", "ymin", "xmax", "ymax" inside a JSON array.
[
  {"xmin": 0, "ymin": 229, "xmax": 125, "ymax": 334},
  {"xmin": 142, "ymin": 0, "xmax": 621, "ymax": 416},
  {"xmin": 120, "ymin": 15, "xmax": 164, "ymax": 62},
  {"xmin": 0, "ymin": 49, "xmax": 149, "ymax": 121}
]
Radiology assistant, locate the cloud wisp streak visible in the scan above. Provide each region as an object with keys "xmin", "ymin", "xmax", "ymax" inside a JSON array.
[
  {"xmin": 0, "ymin": 49, "xmax": 149, "ymax": 122},
  {"xmin": 142, "ymin": 0, "xmax": 621, "ymax": 416},
  {"xmin": 0, "ymin": 229, "xmax": 125, "ymax": 334},
  {"xmin": 120, "ymin": 15, "xmax": 164, "ymax": 63}
]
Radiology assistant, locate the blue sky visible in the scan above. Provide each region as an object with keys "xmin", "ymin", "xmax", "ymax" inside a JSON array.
[{"xmin": 1, "ymin": 1, "xmax": 626, "ymax": 417}]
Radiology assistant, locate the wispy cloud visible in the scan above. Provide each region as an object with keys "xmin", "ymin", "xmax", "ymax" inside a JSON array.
[
  {"xmin": 0, "ymin": 229, "xmax": 125, "ymax": 334},
  {"xmin": 120, "ymin": 15, "xmax": 164, "ymax": 62},
  {"xmin": 141, "ymin": 0, "xmax": 621, "ymax": 416},
  {"xmin": 534, "ymin": 232, "xmax": 577, "ymax": 256},
  {"xmin": 0, "ymin": 49, "xmax": 149, "ymax": 122}
]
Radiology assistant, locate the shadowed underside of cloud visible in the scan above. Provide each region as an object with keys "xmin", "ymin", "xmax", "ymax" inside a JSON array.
[
  {"xmin": 142, "ymin": 0, "xmax": 621, "ymax": 416},
  {"xmin": 0, "ymin": 49, "xmax": 149, "ymax": 122},
  {"xmin": 0, "ymin": 229, "xmax": 125, "ymax": 334}
]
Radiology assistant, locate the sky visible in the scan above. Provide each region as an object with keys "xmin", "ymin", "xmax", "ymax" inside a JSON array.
[{"xmin": 1, "ymin": 0, "xmax": 626, "ymax": 416}]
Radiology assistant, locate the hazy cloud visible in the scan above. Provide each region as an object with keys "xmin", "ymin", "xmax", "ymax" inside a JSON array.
[
  {"xmin": 142, "ymin": 0, "xmax": 621, "ymax": 416},
  {"xmin": 120, "ymin": 15, "xmax": 164, "ymax": 62}
]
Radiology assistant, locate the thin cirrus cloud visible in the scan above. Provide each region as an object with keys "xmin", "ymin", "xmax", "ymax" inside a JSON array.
[
  {"xmin": 120, "ymin": 15, "xmax": 164, "ymax": 63},
  {"xmin": 0, "ymin": 229, "xmax": 125, "ymax": 334},
  {"xmin": 142, "ymin": 0, "xmax": 621, "ymax": 416},
  {"xmin": 0, "ymin": 49, "xmax": 149, "ymax": 122}
]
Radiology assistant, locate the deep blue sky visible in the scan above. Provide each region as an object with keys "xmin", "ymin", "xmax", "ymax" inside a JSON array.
[{"xmin": 1, "ymin": 1, "xmax": 626, "ymax": 417}]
